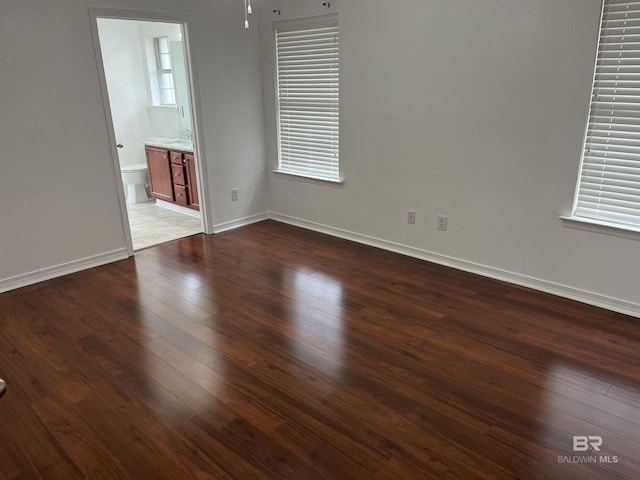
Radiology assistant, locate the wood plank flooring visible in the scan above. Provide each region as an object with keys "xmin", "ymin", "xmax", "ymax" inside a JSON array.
[{"xmin": 0, "ymin": 220, "xmax": 639, "ymax": 479}]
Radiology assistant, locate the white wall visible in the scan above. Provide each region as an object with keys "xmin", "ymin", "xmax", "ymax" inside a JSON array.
[
  {"xmin": 0, "ymin": 0, "xmax": 267, "ymax": 287},
  {"xmin": 259, "ymin": 0, "xmax": 640, "ymax": 311},
  {"xmin": 97, "ymin": 18, "xmax": 152, "ymax": 169},
  {"xmin": 194, "ymin": 1, "xmax": 267, "ymax": 227}
]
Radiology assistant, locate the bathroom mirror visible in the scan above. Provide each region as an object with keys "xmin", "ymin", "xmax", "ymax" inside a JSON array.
[{"xmin": 170, "ymin": 41, "xmax": 192, "ymax": 134}]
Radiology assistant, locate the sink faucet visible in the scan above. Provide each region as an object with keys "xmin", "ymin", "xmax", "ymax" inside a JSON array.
[{"xmin": 180, "ymin": 129, "xmax": 192, "ymax": 141}]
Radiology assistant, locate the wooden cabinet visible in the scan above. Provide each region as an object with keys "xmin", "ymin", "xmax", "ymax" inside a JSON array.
[
  {"xmin": 185, "ymin": 153, "xmax": 199, "ymax": 210},
  {"xmin": 145, "ymin": 145, "xmax": 200, "ymax": 211},
  {"xmin": 145, "ymin": 147, "xmax": 174, "ymax": 202}
]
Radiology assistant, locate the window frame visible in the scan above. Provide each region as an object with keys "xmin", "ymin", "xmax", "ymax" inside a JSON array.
[{"xmin": 272, "ymin": 14, "xmax": 342, "ymax": 185}]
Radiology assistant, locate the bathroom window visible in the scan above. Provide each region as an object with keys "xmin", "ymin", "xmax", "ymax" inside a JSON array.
[{"xmin": 154, "ymin": 36, "xmax": 176, "ymax": 106}]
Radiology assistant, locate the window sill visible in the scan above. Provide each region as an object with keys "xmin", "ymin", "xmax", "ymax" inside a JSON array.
[
  {"xmin": 559, "ymin": 215, "xmax": 640, "ymax": 241},
  {"xmin": 273, "ymin": 170, "xmax": 344, "ymax": 187}
]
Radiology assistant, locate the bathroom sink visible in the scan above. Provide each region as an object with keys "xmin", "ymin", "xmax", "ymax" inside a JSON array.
[
  {"xmin": 170, "ymin": 140, "xmax": 194, "ymax": 147},
  {"xmin": 145, "ymin": 137, "xmax": 194, "ymax": 151}
]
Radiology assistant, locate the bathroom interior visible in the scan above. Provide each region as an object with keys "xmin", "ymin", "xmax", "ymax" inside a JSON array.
[{"xmin": 97, "ymin": 18, "xmax": 202, "ymax": 251}]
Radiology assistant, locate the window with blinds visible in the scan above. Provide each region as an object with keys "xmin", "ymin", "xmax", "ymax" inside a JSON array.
[
  {"xmin": 573, "ymin": 0, "xmax": 640, "ymax": 227},
  {"xmin": 274, "ymin": 16, "xmax": 340, "ymax": 181}
]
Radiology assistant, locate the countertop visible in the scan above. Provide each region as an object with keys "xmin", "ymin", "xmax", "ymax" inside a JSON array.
[{"xmin": 144, "ymin": 137, "xmax": 194, "ymax": 152}]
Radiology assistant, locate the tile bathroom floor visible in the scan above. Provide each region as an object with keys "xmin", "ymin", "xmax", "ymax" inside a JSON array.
[{"xmin": 126, "ymin": 201, "xmax": 202, "ymax": 250}]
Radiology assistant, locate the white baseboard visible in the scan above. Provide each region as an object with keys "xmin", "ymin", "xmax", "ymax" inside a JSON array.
[
  {"xmin": 214, "ymin": 212, "xmax": 270, "ymax": 234},
  {"xmin": 0, "ymin": 249, "xmax": 130, "ymax": 294},
  {"xmin": 4, "ymin": 213, "xmax": 637, "ymax": 318},
  {"xmin": 269, "ymin": 212, "xmax": 640, "ymax": 318},
  {"xmin": 156, "ymin": 200, "xmax": 201, "ymax": 218},
  {"xmin": 0, "ymin": 210, "xmax": 267, "ymax": 294}
]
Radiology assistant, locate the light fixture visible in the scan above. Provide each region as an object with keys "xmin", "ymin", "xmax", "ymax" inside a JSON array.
[{"xmin": 243, "ymin": 0, "xmax": 255, "ymax": 29}]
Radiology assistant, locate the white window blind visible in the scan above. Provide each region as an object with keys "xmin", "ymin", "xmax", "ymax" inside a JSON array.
[
  {"xmin": 574, "ymin": 0, "xmax": 640, "ymax": 227},
  {"xmin": 275, "ymin": 18, "xmax": 340, "ymax": 181}
]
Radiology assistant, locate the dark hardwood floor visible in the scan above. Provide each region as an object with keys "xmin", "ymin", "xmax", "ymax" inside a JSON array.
[{"xmin": 0, "ymin": 220, "xmax": 639, "ymax": 479}]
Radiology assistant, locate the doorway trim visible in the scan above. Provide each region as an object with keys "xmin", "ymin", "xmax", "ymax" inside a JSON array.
[{"xmin": 88, "ymin": 7, "xmax": 213, "ymax": 256}]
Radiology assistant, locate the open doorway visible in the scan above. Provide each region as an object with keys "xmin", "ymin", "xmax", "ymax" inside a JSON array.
[{"xmin": 95, "ymin": 17, "xmax": 204, "ymax": 251}]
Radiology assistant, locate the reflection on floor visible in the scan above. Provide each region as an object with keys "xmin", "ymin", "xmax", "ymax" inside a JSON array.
[{"xmin": 126, "ymin": 201, "xmax": 201, "ymax": 250}]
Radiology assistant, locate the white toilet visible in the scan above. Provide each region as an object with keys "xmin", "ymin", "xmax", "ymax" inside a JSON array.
[{"xmin": 121, "ymin": 163, "xmax": 151, "ymax": 204}]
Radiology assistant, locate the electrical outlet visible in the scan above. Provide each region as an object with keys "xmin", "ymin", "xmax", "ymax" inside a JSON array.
[
  {"xmin": 437, "ymin": 215, "xmax": 448, "ymax": 231},
  {"xmin": 231, "ymin": 188, "xmax": 239, "ymax": 201},
  {"xmin": 408, "ymin": 211, "xmax": 416, "ymax": 225}
]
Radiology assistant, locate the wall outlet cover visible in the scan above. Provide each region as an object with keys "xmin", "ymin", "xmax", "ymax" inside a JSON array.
[{"xmin": 437, "ymin": 215, "xmax": 448, "ymax": 231}]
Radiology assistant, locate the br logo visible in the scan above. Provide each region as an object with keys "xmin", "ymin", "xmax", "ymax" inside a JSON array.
[{"xmin": 573, "ymin": 436, "xmax": 603, "ymax": 452}]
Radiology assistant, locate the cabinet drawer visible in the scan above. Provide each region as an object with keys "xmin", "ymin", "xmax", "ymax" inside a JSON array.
[
  {"xmin": 174, "ymin": 185, "xmax": 189, "ymax": 206},
  {"xmin": 171, "ymin": 164, "xmax": 186, "ymax": 186},
  {"xmin": 170, "ymin": 151, "xmax": 184, "ymax": 165}
]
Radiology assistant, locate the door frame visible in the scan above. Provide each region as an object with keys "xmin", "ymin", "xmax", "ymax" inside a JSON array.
[{"xmin": 88, "ymin": 7, "xmax": 213, "ymax": 256}]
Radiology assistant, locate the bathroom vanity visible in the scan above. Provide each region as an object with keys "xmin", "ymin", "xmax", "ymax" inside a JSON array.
[{"xmin": 145, "ymin": 141, "xmax": 199, "ymax": 211}]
